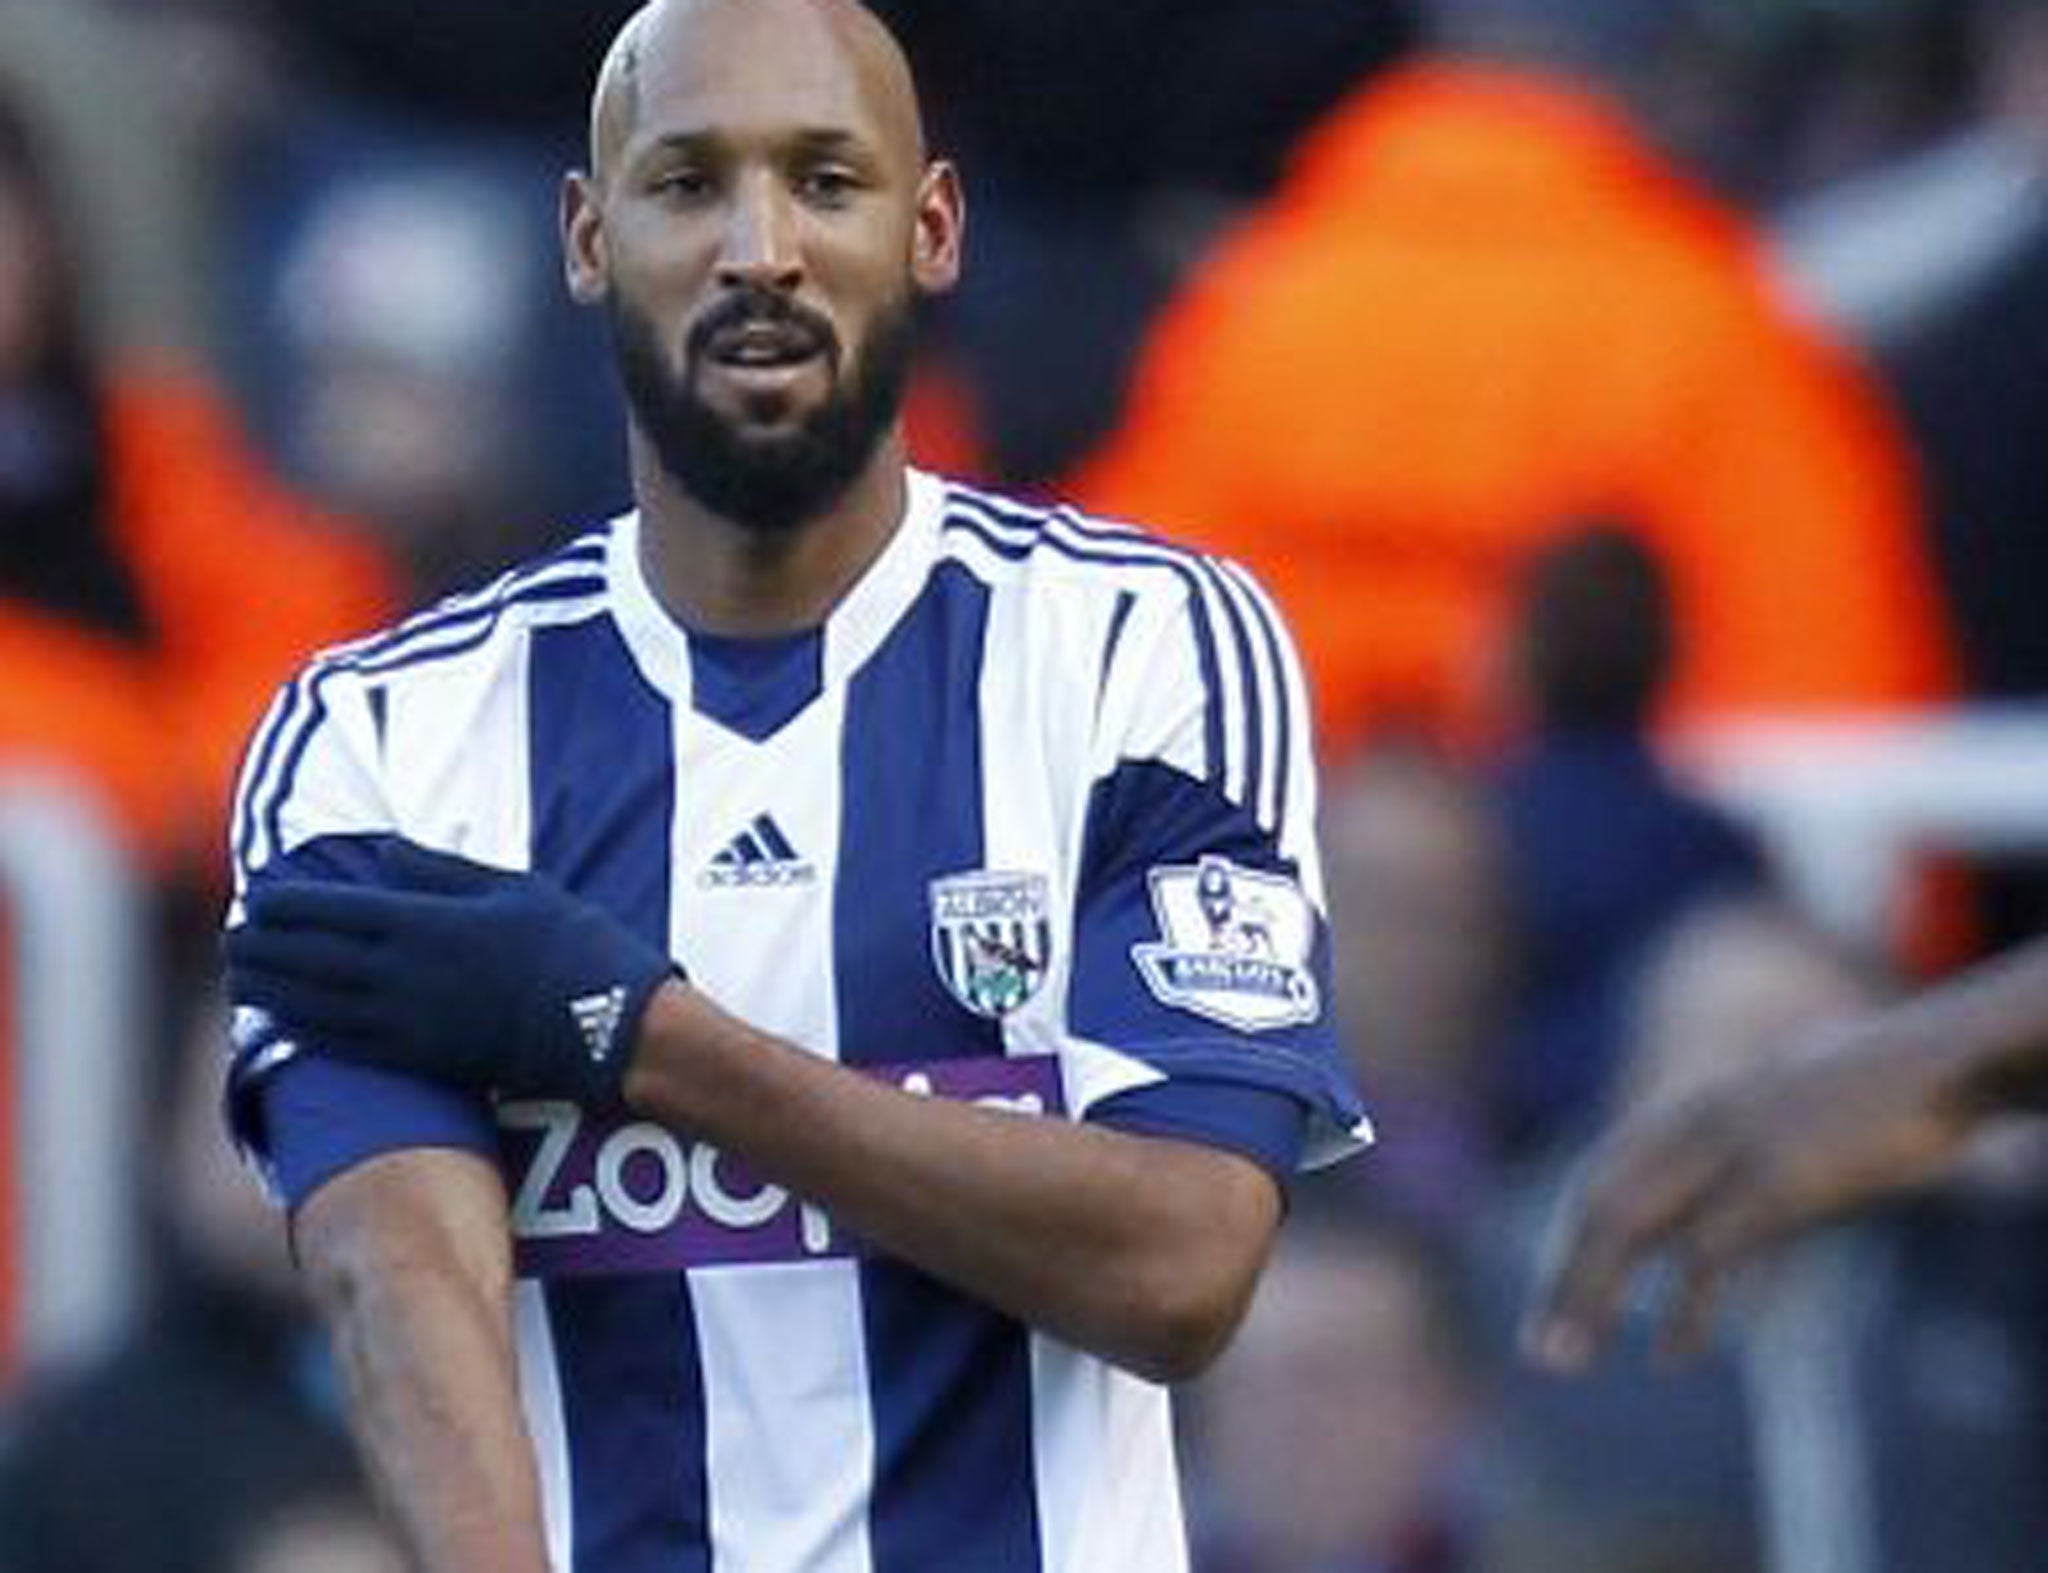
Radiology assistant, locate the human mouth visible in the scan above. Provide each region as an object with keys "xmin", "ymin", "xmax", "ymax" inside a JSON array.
[{"xmin": 706, "ymin": 319, "xmax": 828, "ymax": 369}]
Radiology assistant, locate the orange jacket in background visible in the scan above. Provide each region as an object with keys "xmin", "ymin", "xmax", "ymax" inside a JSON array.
[
  {"xmin": 1075, "ymin": 63, "xmax": 1954, "ymax": 749},
  {"xmin": 96, "ymin": 368, "xmax": 396, "ymax": 872},
  {"xmin": 0, "ymin": 605, "xmax": 170, "ymax": 857},
  {"xmin": 2, "ymin": 371, "xmax": 394, "ymax": 873}
]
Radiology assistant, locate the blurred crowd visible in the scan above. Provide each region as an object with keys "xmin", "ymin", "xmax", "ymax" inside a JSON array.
[{"xmin": 4, "ymin": 0, "xmax": 2048, "ymax": 1569}]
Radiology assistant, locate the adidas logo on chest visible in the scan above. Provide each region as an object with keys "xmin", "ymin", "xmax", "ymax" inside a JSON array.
[{"xmin": 698, "ymin": 812, "xmax": 819, "ymax": 890}]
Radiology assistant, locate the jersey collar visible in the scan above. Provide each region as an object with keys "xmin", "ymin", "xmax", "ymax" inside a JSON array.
[{"xmin": 606, "ymin": 467, "xmax": 945, "ymax": 707}]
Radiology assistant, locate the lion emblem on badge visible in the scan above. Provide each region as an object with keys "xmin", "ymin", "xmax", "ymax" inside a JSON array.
[{"xmin": 1133, "ymin": 855, "xmax": 1320, "ymax": 1032}]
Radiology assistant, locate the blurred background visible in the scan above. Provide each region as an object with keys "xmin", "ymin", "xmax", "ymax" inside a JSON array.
[{"xmin": 4, "ymin": 0, "xmax": 2048, "ymax": 1568}]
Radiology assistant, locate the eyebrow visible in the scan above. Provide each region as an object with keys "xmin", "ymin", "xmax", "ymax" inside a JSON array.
[{"xmin": 635, "ymin": 126, "xmax": 877, "ymax": 160}]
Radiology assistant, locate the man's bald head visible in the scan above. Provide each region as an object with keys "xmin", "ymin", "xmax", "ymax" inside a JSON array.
[
  {"xmin": 586, "ymin": 0, "xmax": 925, "ymax": 183},
  {"xmin": 587, "ymin": 5, "xmax": 650, "ymax": 177}
]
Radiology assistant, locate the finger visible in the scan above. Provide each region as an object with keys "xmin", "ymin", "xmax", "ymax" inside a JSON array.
[
  {"xmin": 379, "ymin": 837, "xmax": 509, "ymax": 897},
  {"xmin": 224, "ymin": 924, "xmax": 378, "ymax": 989},
  {"xmin": 1524, "ymin": 1125, "xmax": 1724, "ymax": 1371},
  {"xmin": 226, "ymin": 965, "xmax": 384, "ymax": 1039},
  {"xmin": 1655, "ymin": 1251, "xmax": 1733, "ymax": 1366},
  {"xmin": 246, "ymin": 881, "xmax": 398, "ymax": 939},
  {"xmin": 1652, "ymin": 1189, "xmax": 1786, "ymax": 1364}
]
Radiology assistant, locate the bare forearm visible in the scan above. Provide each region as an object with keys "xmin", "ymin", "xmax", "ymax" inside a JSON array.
[
  {"xmin": 624, "ymin": 984, "xmax": 1278, "ymax": 1381},
  {"xmin": 297, "ymin": 1154, "xmax": 550, "ymax": 1573},
  {"xmin": 322, "ymin": 1263, "xmax": 546, "ymax": 1571},
  {"xmin": 1885, "ymin": 936, "xmax": 2048, "ymax": 1116}
]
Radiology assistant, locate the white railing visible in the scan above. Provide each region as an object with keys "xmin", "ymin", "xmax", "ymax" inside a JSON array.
[
  {"xmin": 1682, "ymin": 705, "xmax": 2048, "ymax": 948},
  {"xmin": 0, "ymin": 769, "xmax": 146, "ymax": 1376}
]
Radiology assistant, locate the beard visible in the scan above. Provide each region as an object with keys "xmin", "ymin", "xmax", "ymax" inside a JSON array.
[{"xmin": 606, "ymin": 282, "xmax": 916, "ymax": 535}]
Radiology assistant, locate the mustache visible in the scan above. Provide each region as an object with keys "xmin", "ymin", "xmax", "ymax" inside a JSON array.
[{"xmin": 687, "ymin": 287, "xmax": 838, "ymax": 363}]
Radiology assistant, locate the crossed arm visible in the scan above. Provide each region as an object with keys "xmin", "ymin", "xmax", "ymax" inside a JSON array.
[
  {"xmin": 288, "ymin": 975, "xmax": 1281, "ymax": 1573},
  {"xmin": 622, "ymin": 981, "xmax": 1283, "ymax": 1378}
]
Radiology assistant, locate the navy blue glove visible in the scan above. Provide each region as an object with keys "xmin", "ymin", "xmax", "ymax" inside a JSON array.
[{"xmin": 226, "ymin": 839, "xmax": 677, "ymax": 1107}]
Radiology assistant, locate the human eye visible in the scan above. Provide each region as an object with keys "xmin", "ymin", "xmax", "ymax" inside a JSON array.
[
  {"xmin": 647, "ymin": 165, "xmax": 715, "ymax": 203},
  {"xmin": 794, "ymin": 163, "xmax": 862, "ymax": 207}
]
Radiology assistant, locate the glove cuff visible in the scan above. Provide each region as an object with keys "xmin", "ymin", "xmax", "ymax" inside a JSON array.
[{"xmin": 562, "ymin": 959, "xmax": 684, "ymax": 1110}]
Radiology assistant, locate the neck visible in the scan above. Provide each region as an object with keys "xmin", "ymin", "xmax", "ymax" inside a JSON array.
[{"xmin": 630, "ymin": 428, "xmax": 910, "ymax": 636}]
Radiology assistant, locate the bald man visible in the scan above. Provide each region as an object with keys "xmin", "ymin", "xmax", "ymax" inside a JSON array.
[{"xmin": 220, "ymin": 2, "xmax": 1368, "ymax": 1569}]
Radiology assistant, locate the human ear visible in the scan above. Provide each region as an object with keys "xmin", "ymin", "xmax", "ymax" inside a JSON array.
[
  {"xmin": 562, "ymin": 171, "xmax": 609, "ymax": 305},
  {"xmin": 910, "ymin": 160, "xmax": 964, "ymax": 296}
]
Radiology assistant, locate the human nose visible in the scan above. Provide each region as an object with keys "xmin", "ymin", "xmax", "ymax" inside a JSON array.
[{"xmin": 714, "ymin": 171, "xmax": 803, "ymax": 293}]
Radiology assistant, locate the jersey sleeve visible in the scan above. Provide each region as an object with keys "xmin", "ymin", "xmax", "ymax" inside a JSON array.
[
  {"xmin": 1066, "ymin": 557, "xmax": 1372, "ymax": 1172},
  {"xmin": 223, "ymin": 669, "xmax": 497, "ymax": 1209}
]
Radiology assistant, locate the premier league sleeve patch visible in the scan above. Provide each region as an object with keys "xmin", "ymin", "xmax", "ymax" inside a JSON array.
[{"xmin": 1131, "ymin": 855, "xmax": 1321, "ymax": 1032}]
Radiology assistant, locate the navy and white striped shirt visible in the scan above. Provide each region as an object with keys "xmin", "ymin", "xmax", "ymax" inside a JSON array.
[{"xmin": 225, "ymin": 470, "xmax": 1371, "ymax": 1573}]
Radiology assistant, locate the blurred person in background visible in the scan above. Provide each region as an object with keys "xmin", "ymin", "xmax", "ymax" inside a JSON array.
[
  {"xmin": 0, "ymin": 986, "xmax": 378, "ymax": 1573},
  {"xmin": 1477, "ymin": 518, "xmax": 2048, "ymax": 1573},
  {"xmin": 1188, "ymin": 1220, "xmax": 1484, "ymax": 1573},
  {"xmin": 1487, "ymin": 526, "xmax": 1769, "ymax": 1159},
  {"xmin": 1318, "ymin": 741, "xmax": 1508, "ymax": 1239},
  {"xmin": 264, "ymin": 170, "xmax": 561, "ymax": 603},
  {"xmin": 1304, "ymin": 529, "xmax": 1802, "ymax": 1567},
  {"xmin": 0, "ymin": 87, "xmax": 393, "ymax": 879},
  {"xmin": 196, "ymin": 0, "xmax": 645, "ymax": 566},
  {"xmin": 228, "ymin": 150, "xmax": 626, "ymax": 597},
  {"xmin": 0, "ymin": 56, "xmax": 392, "ymax": 1381},
  {"xmin": 1464, "ymin": 528, "xmax": 1804, "ymax": 1571},
  {"xmin": 1073, "ymin": 0, "xmax": 1953, "ymax": 754}
]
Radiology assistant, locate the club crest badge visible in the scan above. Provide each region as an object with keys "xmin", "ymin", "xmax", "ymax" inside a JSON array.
[
  {"xmin": 1132, "ymin": 855, "xmax": 1320, "ymax": 1032},
  {"xmin": 929, "ymin": 869, "xmax": 1053, "ymax": 1018}
]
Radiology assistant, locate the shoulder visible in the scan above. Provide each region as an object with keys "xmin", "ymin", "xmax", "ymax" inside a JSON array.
[
  {"xmin": 929, "ymin": 480, "xmax": 1313, "ymax": 819},
  {"xmin": 230, "ymin": 526, "xmax": 616, "ymax": 870},
  {"xmin": 932, "ymin": 476, "xmax": 1306, "ymax": 708},
  {"xmin": 276, "ymin": 524, "xmax": 616, "ymax": 705},
  {"xmin": 933, "ymin": 475, "xmax": 1256, "ymax": 619},
  {"xmin": 933, "ymin": 477, "xmax": 1308, "ymax": 715}
]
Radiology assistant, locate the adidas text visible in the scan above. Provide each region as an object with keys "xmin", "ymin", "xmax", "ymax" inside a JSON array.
[{"xmin": 698, "ymin": 861, "xmax": 818, "ymax": 890}]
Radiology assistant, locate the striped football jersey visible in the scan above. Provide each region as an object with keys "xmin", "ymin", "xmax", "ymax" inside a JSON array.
[{"xmin": 224, "ymin": 469, "xmax": 1371, "ymax": 1573}]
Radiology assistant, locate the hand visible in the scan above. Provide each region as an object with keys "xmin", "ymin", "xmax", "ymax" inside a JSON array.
[
  {"xmin": 226, "ymin": 839, "xmax": 678, "ymax": 1107},
  {"xmin": 1522, "ymin": 1024, "xmax": 1980, "ymax": 1372}
]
